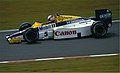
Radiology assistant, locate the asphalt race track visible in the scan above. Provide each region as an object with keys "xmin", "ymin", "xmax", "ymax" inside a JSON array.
[{"xmin": 0, "ymin": 22, "xmax": 119, "ymax": 61}]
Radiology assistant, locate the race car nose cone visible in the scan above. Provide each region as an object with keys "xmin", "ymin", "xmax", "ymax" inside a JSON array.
[
  {"xmin": 6, "ymin": 36, "xmax": 9, "ymax": 39},
  {"xmin": 8, "ymin": 38, "xmax": 11, "ymax": 41}
]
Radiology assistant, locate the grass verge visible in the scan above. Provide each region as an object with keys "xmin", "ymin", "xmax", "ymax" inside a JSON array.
[{"xmin": 0, "ymin": 55, "xmax": 119, "ymax": 72}]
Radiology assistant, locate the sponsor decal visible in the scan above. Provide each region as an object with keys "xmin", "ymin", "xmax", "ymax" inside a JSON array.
[
  {"xmin": 66, "ymin": 18, "xmax": 90, "ymax": 24},
  {"xmin": 99, "ymin": 13, "xmax": 111, "ymax": 19},
  {"xmin": 55, "ymin": 30, "xmax": 77, "ymax": 36},
  {"xmin": 38, "ymin": 23, "xmax": 56, "ymax": 30}
]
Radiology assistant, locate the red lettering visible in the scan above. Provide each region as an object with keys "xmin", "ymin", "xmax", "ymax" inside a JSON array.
[
  {"xmin": 55, "ymin": 30, "xmax": 76, "ymax": 36},
  {"xmin": 55, "ymin": 31, "xmax": 60, "ymax": 36},
  {"xmin": 73, "ymin": 30, "xmax": 77, "ymax": 34}
]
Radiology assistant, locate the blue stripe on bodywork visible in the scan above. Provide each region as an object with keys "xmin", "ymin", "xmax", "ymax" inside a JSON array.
[{"xmin": 56, "ymin": 18, "xmax": 89, "ymax": 27}]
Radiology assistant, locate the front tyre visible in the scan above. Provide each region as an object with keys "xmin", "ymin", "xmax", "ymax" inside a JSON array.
[
  {"xmin": 19, "ymin": 22, "xmax": 32, "ymax": 31},
  {"xmin": 91, "ymin": 21, "xmax": 108, "ymax": 38},
  {"xmin": 23, "ymin": 28, "xmax": 39, "ymax": 43}
]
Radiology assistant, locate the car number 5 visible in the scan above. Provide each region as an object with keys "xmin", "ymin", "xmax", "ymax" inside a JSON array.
[{"xmin": 44, "ymin": 31, "xmax": 48, "ymax": 37}]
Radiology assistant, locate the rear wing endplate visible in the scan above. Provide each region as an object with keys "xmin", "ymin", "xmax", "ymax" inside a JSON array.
[{"xmin": 95, "ymin": 9, "xmax": 112, "ymax": 25}]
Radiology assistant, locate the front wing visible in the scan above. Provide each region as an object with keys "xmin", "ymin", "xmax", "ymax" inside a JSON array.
[{"xmin": 6, "ymin": 37, "xmax": 22, "ymax": 44}]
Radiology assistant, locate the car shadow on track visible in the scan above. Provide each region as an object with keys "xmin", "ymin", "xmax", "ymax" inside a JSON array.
[
  {"xmin": 106, "ymin": 33, "xmax": 119, "ymax": 38},
  {"xmin": 98, "ymin": 33, "xmax": 119, "ymax": 39},
  {"xmin": 24, "ymin": 41, "xmax": 41, "ymax": 45}
]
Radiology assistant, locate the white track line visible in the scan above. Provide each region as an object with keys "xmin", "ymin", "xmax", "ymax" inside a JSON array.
[
  {"xmin": 34, "ymin": 57, "xmax": 64, "ymax": 61},
  {"xmin": 0, "ymin": 29, "xmax": 18, "ymax": 33},
  {"xmin": 112, "ymin": 20, "xmax": 120, "ymax": 22},
  {"xmin": 0, "ymin": 53, "xmax": 119, "ymax": 64},
  {"xmin": 89, "ymin": 53, "xmax": 118, "ymax": 57},
  {"xmin": 0, "ymin": 20, "xmax": 119, "ymax": 33}
]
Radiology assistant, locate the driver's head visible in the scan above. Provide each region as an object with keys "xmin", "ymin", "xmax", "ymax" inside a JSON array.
[{"xmin": 47, "ymin": 15, "xmax": 56, "ymax": 22}]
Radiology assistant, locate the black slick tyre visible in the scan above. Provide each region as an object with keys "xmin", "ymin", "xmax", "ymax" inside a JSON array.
[
  {"xmin": 19, "ymin": 22, "xmax": 32, "ymax": 31},
  {"xmin": 23, "ymin": 28, "xmax": 39, "ymax": 43},
  {"xmin": 91, "ymin": 21, "xmax": 108, "ymax": 38}
]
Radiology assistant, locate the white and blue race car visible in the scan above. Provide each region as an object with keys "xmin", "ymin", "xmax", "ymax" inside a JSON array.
[{"xmin": 6, "ymin": 9, "xmax": 112, "ymax": 44}]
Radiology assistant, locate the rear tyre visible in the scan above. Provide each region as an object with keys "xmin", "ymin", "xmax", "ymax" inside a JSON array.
[
  {"xmin": 23, "ymin": 28, "xmax": 39, "ymax": 43},
  {"xmin": 91, "ymin": 21, "xmax": 108, "ymax": 38},
  {"xmin": 19, "ymin": 22, "xmax": 32, "ymax": 31}
]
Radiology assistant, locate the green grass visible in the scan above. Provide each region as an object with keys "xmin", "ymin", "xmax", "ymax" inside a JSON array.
[
  {"xmin": 0, "ymin": 0, "xmax": 119, "ymax": 30},
  {"xmin": 0, "ymin": 55, "xmax": 119, "ymax": 72}
]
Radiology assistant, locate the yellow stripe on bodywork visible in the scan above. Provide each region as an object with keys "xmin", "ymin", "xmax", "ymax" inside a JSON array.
[
  {"xmin": 56, "ymin": 15, "xmax": 81, "ymax": 22},
  {"xmin": 32, "ymin": 21, "xmax": 43, "ymax": 28}
]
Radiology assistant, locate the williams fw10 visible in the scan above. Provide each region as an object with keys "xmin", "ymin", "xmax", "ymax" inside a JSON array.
[{"xmin": 6, "ymin": 9, "xmax": 112, "ymax": 44}]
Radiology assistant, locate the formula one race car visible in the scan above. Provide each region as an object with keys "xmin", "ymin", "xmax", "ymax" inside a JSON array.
[{"xmin": 6, "ymin": 9, "xmax": 112, "ymax": 44}]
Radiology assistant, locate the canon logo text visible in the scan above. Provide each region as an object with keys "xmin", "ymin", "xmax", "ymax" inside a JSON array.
[{"xmin": 55, "ymin": 30, "xmax": 77, "ymax": 36}]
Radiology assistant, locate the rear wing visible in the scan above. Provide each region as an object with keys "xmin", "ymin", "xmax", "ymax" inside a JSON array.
[{"xmin": 95, "ymin": 9, "xmax": 112, "ymax": 26}]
